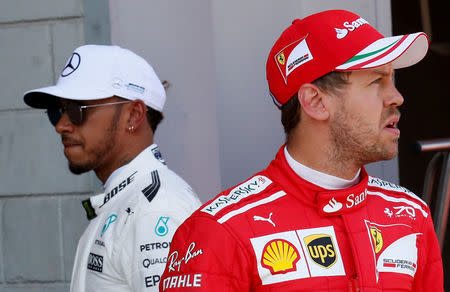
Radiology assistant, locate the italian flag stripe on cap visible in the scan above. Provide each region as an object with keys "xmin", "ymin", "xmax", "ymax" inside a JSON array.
[{"xmin": 335, "ymin": 33, "xmax": 427, "ymax": 71}]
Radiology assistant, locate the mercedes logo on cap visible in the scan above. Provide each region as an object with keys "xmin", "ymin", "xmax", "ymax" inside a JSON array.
[{"xmin": 61, "ymin": 53, "xmax": 81, "ymax": 77}]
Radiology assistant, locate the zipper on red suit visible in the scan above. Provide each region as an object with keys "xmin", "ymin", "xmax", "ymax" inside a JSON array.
[
  {"xmin": 340, "ymin": 215, "xmax": 362, "ymax": 292},
  {"xmin": 348, "ymin": 275, "xmax": 360, "ymax": 292}
]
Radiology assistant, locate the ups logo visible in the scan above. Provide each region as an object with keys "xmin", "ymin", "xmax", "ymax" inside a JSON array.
[{"xmin": 304, "ymin": 234, "xmax": 336, "ymax": 268}]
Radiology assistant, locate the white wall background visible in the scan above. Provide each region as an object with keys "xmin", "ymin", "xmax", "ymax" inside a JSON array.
[{"xmin": 109, "ymin": 0, "xmax": 398, "ymax": 203}]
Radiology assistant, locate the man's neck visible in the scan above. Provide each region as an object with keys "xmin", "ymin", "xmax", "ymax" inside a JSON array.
[
  {"xmin": 95, "ymin": 140, "xmax": 152, "ymax": 184},
  {"xmin": 287, "ymin": 134, "xmax": 361, "ymax": 180},
  {"xmin": 284, "ymin": 146, "xmax": 360, "ymax": 189}
]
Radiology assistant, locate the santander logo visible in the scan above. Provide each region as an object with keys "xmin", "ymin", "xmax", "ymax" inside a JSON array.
[
  {"xmin": 334, "ymin": 17, "xmax": 369, "ymax": 39},
  {"xmin": 321, "ymin": 188, "xmax": 368, "ymax": 214},
  {"xmin": 323, "ymin": 198, "xmax": 343, "ymax": 213},
  {"xmin": 335, "ymin": 28, "xmax": 348, "ymax": 39}
]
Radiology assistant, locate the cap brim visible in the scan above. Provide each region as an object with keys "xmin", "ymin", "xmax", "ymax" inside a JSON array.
[
  {"xmin": 335, "ymin": 32, "xmax": 429, "ymax": 71},
  {"xmin": 23, "ymin": 85, "xmax": 113, "ymax": 109}
]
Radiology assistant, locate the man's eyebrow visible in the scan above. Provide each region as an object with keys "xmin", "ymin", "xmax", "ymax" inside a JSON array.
[{"xmin": 371, "ymin": 68, "xmax": 395, "ymax": 78}]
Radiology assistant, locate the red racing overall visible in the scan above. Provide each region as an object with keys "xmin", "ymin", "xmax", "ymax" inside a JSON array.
[{"xmin": 160, "ymin": 147, "xmax": 444, "ymax": 291}]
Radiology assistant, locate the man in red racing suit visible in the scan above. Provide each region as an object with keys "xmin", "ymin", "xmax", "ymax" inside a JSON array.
[
  {"xmin": 160, "ymin": 147, "xmax": 443, "ymax": 291},
  {"xmin": 160, "ymin": 9, "xmax": 444, "ymax": 291}
]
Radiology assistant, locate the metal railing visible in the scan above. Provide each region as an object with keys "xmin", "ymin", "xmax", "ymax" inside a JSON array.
[{"xmin": 416, "ymin": 138, "xmax": 450, "ymax": 249}]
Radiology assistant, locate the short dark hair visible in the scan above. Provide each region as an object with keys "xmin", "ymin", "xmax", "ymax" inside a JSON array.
[
  {"xmin": 281, "ymin": 92, "xmax": 301, "ymax": 142},
  {"xmin": 146, "ymin": 107, "xmax": 164, "ymax": 132},
  {"xmin": 281, "ymin": 71, "xmax": 351, "ymax": 141}
]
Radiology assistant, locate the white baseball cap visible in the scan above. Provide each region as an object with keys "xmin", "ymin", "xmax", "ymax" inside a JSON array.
[{"xmin": 24, "ymin": 45, "xmax": 166, "ymax": 112}]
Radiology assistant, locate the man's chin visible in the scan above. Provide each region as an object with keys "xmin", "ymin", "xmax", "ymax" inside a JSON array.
[
  {"xmin": 374, "ymin": 149, "xmax": 398, "ymax": 163},
  {"xmin": 68, "ymin": 163, "xmax": 93, "ymax": 175}
]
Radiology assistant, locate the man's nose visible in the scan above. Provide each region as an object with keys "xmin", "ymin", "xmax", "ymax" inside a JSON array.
[
  {"xmin": 384, "ymin": 82, "xmax": 404, "ymax": 108},
  {"xmin": 55, "ymin": 112, "xmax": 74, "ymax": 134}
]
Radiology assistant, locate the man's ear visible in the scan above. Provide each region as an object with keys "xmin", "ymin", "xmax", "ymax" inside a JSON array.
[
  {"xmin": 297, "ymin": 83, "xmax": 330, "ymax": 121},
  {"xmin": 127, "ymin": 99, "xmax": 148, "ymax": 131}
]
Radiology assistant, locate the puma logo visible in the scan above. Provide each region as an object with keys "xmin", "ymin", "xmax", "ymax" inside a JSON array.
[{"xmin": 253, "ymin": 212, "xmax": 275, "ymax": 227}]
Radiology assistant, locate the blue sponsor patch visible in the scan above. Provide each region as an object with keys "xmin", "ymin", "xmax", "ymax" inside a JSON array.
[
  {"xmin": 101, "ymin": 214, "xmax": 117, "ymax": 237},
  {"xmin": 155, "ymin": 217, "xmax": 169, "ymax": 236}
]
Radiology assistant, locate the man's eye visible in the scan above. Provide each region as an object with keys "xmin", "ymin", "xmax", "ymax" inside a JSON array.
[{"xmin": 371, "ymin": 78, "xmax": 382, "ymax": 85}]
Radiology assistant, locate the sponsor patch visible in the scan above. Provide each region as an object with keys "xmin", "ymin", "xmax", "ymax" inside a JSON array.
[
  {"xmin": 201, "ymin": 175, "xmax": 272, "ymax": 216},
  {"xmin": 367, "ymin": 188, "xmax": 428, "ymax": 218},
  {"xmin": 101, "ymin": 214, "xmax": 117, "ymax": 237},
  {"xmin": 155, "ymin": 217, "xmax": 170, "ymax": 236},
  {"xmin": 261, "ymin": 239, "xmax": 300, "ymax": 274},
  {"xmin": 384, "ymin": 205, "xmax": 416, "ymax": 220},
  {"xmin": 125, "ymin": 207, "xmax": 134, "ymax": 215},
  {"xmin": 382, "ymin": 259, "xmax": 416, "ymax": 271},
  {"xmin": 304, "ymin": 234, "xmax": 337, "ymax": 268},
  {"xmin": 125, "ymin": 82, "xmax": 145, "ymax": 94},
  {"xmin": 253, "ymin": 212, "xmax": 276, "ymax": 227},
  {"xmin": 143, "ymin": 257, "xmax": 167, "ymax": 268},
  {"xmin": 151, "ymin": 146, "xmax": 166, "ymax": 165},
  {"xmin": 140, "ymin": 241, "xmax": 171, "ymax": 251},
  {"xmin": 368, "ymin": 177, "xmax": 416, "ymax": 196},
  {"xmin": 334, "ymin": 17, "xmax": 369, "ymax": 39},
  {"xmin": 274, "ymin": 35, "xmax": 313, "ymax": 84},
  {"xmin": 251, "ymin": 226, "xmax": 345, "ymax": 285},
  {"xmin": 162, "ymin": 274, "xmax": 202, "ymax": 290},
  {"xmin": 167, "ymin": 242, "xmax": 203, "ymax": 272},
  {"xmin": 145, "ymin": 275, "xmax": 161, "ymax": 288},
  {"xmin": 365, "ymin": 220, "xmax": 419, "ymax": 277},
  {"xmin": 61, "ymin": 53, "xmax": 81, "ymax": 77},
  {"xmin": 370, "ymin": 227, "xmax": 383, "ymax": 253},
  {"xmin": 335, "ymin": 28, "xmax": 348, "ymax": 39},
  {"xmin": 277, "ymin": 52, "xmax": 286, "ymax": 65},
  {"xmin": 319, "ymin": 189, "xmax": 367, "ymax": 215},
  {"xmin": 322, "ymin": 198, "xmax": 343, "ymax": 213},
  {"xmin": 87, "ymin": 253, "xmax": 103, "ymax": 273},
  {"xmin": 101, "ymin": 171, "xmax": 137, "ymax": 207}
]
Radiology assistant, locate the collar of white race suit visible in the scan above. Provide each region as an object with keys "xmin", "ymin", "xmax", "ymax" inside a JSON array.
[
  {"xmin": 81, "ymin": 144, "xmax": 167, "ymax": 220},
  {"xmin": 283, "ymin": 146, "xmax": 368, "ymax": 216},
  {"xmin": 284, "ymin": 146, "xmax": 361, "ymax": 189}
]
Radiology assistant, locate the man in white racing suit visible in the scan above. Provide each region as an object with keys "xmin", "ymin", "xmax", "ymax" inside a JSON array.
[{"xmin": 23, "ymin": 45, "xmax": 201, "ymax": 291}]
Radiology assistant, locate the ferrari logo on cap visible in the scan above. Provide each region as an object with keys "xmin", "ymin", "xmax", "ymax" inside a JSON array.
[
  {"xmin": 277, "ymin": 52, "xmax": 286, "ymax": 65},
  {"xmin": 274, "ymin": 35, "xmax": 313, "ymax": 84},
  {"xmin": 261, "ymin": 239, "xmax": 299, "ymax": 274}
]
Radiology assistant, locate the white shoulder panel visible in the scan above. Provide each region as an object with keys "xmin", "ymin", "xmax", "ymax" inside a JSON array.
[
  {"xmin": 368, "ymin": 176, "xmax": 426, "ymax": 206},
  {"xmin": 201, "ymin": 175, "xmax": 272, "ymax": 216}
]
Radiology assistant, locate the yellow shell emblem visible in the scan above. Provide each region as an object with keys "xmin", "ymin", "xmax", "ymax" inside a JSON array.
[
  {"xmin": 277, "ymin": 52, "xmax": 286, "ymax": 65},
  {"xmin": 370, "ymin": 227, "xmax": 383, "ymax": 253},
  {"xmin": 261, "ymin": 239, "xmax": 299, "ymax": 274}
]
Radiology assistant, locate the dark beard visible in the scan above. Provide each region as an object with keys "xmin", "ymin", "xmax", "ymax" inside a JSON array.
[
  {"xmin": 67, "ymin": 104, "xmax": 123, "ymax": 175},
  {"xmin": 68, "ymin": 160, "xmax": 96, "ymax": 174}
]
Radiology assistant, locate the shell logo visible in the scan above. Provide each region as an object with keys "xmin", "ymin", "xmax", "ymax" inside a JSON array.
[{"xmin": 261, "ymin": 239, "xmax": 300, "ymax": 275}]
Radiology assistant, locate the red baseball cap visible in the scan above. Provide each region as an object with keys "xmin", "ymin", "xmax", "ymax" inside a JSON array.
[{"xmin": 266, "ymin": 10, "xmax": 429, "ymax": 107}]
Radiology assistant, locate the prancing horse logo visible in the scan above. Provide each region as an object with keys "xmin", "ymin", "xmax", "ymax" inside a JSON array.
[{"xmin": 61, "ymin": 52, "xmax": 81, "ymax": 77}]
